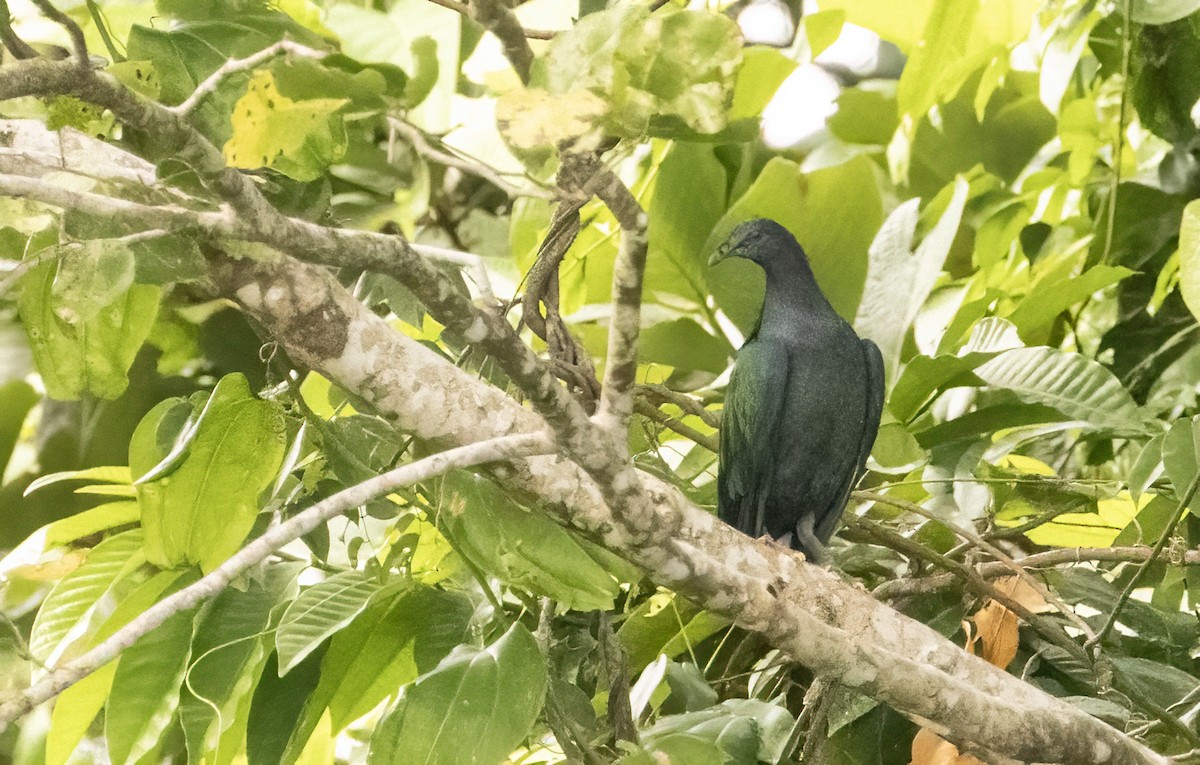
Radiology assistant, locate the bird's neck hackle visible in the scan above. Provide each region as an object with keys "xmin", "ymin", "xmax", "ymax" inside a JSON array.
[{"xmin": 757, "ymin": 250, "xmax": 836, "ymax": 337}]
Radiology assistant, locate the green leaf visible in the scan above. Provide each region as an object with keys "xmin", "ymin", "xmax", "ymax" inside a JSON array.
[
  {"xmin": 224, "ymin": 70, "xmax": 349, "ymax": 182},
  {"xmin": 281, "ymin": 585, "xmax": 472, "ymax": 762},
  {"xmin": 105, "ymin": 603, "xmax": 197, "ymax": 764},
  {"xmin": 1132, "ymin": 0, "xmax": 1200, "ymax": 24},
  {"xmin": 439, "ymin": 471, "xmax": 623, "ymax": 610},
  {"xmin": 275, "ymin": 571, "xmax": 385, "ymax": 674},
  {"xmin": 645, "ymin": 142, "xmax": 727, "ymax": 305},
  {"xmin": 126, "ymin": 14, "xmax": 326, "ymax": 145},
  {"xmin": 1162, "ymin": 415, "xmax": 1200, "ymax": 507},
  {"xmin": 643, "ymin": 699, "xmax": 795, "ymax": 764},
  {"xmin": 854, "ymin": 178, "xmax": 969, "ymax": 380},
  {"xmin": 618, "ymin": 591, "xmax": 729, "ymax": 671},
  {"xmin": 367, "ymin": 623, "xmax": 547, "ymax": 765},
  {"xmin": 19, "ymin": 259, "xmax": 162, "ymax": 400},
  {"xmin": 638, "ymin": 319, "xmax": 732, "ymax": 374},
  {"xmin": 248, "ymin": 647, "xmax": 327, "ymax": 765},
  {"xmin": 1131, "ymin": 16, "xmax": 1200, "ymax": 143},
  {"xmin": 972, "ymin": 347, "xmax": 1149, "ymax": 435},
  {"xmin": 29, "ymin": 530, "xmax": 146, "ymax": 669},
  {"xmin": 1177, "ymin": 198, "xmax": 1200, "ymax": 323},
  {"xmin": 133, "ymin": 373, "xmax": 287, "ymax": 572},
  {"xmin": 542, "ymin": 7, "xmax": 742, "ymax": 138},
  {"xmin": 46, "ymin": 663, "xmax": 117, "ymax": 765},
  {"xmin": 1005, "ymin": 264, "xmax": 1134, "ymax": 340},
  {"xmin": 48, "ymin": 239, "xmax": 136, "ymax": 322},
  {"xmin": 181, "ymin": 564, "xmax": 298, "ymax": 760}
]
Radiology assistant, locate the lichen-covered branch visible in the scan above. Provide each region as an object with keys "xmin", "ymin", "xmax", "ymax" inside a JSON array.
[
  {"xmin": 207, "ymin": 253, "xmax": 1162, "ymax": 765},
  {"xmin": 596, "ymin": 211, "xmax": 648, "ymax": 432},
  {"xmin": 0, "ymin": 432, "xmax": 554, "ymax": 725},
  {"xmin": 469, "ymin": 0, "xmax": 534, "ymax": 83}
]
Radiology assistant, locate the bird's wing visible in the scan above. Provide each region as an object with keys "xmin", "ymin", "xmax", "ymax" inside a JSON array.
[
  {"xmin": 718, "ymin": 340, "xmax": 789, "ymax": 537},
  {"xmin": 814, "ymin": 337, "xmax": 886, "ymax": 542}
]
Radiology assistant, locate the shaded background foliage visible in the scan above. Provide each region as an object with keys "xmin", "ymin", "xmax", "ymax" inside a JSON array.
[{"xmin": 6, "ymin": 0, "xmax": 1200, "ymax": 761}]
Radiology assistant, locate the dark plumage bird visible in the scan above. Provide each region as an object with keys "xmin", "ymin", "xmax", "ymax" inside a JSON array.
[{"xmin": 709, "ymin": 219, "xmax": 884, "ymax": 562}]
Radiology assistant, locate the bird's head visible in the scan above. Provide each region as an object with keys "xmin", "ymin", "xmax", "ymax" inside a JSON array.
[{"xmin": 707, "ymin": 218, "xmax": 803, "ymax": 268}]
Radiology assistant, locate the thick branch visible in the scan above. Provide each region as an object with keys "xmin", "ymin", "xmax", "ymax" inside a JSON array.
[
  {"xmin": 0, "ymin": 432, "xmax": 553, "ymax": 725},
  {"xmin": 596, "ymin": 210, "xmax": 648, "ymax": 432},
  {"xmin": 207, "ymin": 253, "xmax": 1163, "ymax": 765}
]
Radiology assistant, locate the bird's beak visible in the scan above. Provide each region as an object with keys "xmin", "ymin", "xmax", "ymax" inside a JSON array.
[{"xmin": 708, "ymin": 239, "xmax": 733, "ymax": 268}]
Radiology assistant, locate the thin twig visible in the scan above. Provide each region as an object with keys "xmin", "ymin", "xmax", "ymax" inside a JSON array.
[
  {"xmin": 1100, "ymin": 0, "xmax": 1131, "ymax": 265},
  {"xmin": 857, "ymin": 491, "xmax": 1096, "ymax": 641},
  {"xmin": 1087, "ymin": 471, "xmax": 1200, "ymax": 650},
  {"xmin": 844, "ymin": 516, "xmax": 1089, "ymax": 666},
  {"xmin": 0, "ymin": 0, "xmax": 39, "ymax": 59},
  {"xmin": 387, "ymin": 117, "xmax": 556, "ymax": 200},
  {"xmin": 636, "ymin": 383, "xmax": 721, "ymax": 429},
  {"xmin": 0, "ymin": 432, "xmax": 554, "ymax": 725},
  {"xmin": 423, "ymin": 0, "xmax": 557, "ymax": 39},
  {"xmin": 872, "ymin": 545, "xmax": 1200, "ymax": 600},
  {"xmin": 634, "ymin": 399, "xmax": 718, "ymax": 452},
  {"xmin": 28, "ymin": 0, "xmax": 86, "ymax": 66},
  {"xmin": 174, "ymin": 40, "xmax": 327, "ymax": 117}
]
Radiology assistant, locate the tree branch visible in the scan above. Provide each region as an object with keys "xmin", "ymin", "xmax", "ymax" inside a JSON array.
[
  {"xmin": 0, "ymin": 0, "xmax": 39, "ymax": 60},
  {"xmin": 28, "ymin": 0, "xmax": 87, "ymax": 67},
  {"xmin": 423, "ymin": 0, "xmax": 558, "ymax": 40},
  {"xmin": 173, "ymin": 40, "xmax": 327, "ymax": 117},
  {"xmin": 208, "ymin": 253, "xmax": 1164, "ymax": 765},
  {"xmin": 596, "ymin": 209, "xmax": 648, "ymax": 433},
  {"xmin": 0, "ymin": 432, "xmax": 554, "ymax": 725}
]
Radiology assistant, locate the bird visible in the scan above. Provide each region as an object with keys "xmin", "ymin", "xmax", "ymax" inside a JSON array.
[{"xmin": 708, "ymin": 219, "xmax": 885, "ymax": 562}]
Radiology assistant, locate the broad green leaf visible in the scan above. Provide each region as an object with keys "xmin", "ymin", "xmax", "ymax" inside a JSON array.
[
  {"xmin": 1162, "ymin": 415, "xmax": 1200, "ymax": 507},
  {"xmin": 439, "ymin": 471, "xmax": 622, "ymax": 610},
  {"xmin": 709, "ymin": 155, "xmax": 883, "ymax": 328},
  {"xmin": 855, "ymin": 178, "xmax": 969, "ymax": 380},
  {"xmin": 275, "ymin": 571, "xmax": 385, "ymax": 674},
  {"xmin": 1133, "ymin": 0, "xmax": 1200, "ymax": 24},
  {"xmin": 48, "ymin": 239, "xmax": 136, "ymax": 323},
  {"xmin": 1128, "ymin": 433, "xmax": 1166, "ymax": 501},
  {"xmin": 728, "ymin": 47, "xmax": 796, "ymax": 123},
  {"xmin": 46, "ymin": 662, "xmax": 118, "ymax": 765},
  {"xmin": 248, "ymin": 647, "xmax": 327, "ymax": 765},
  {"xmin": 619, "ymin": 590, "xmax": 729, "ymax": 671},
  {"xmin": 972, "ymin": 347, "xmax": 1149, "ymax": 435},
  {"xmin": 1019, "ymin": 494, "xmax": 1147, "ymax": 547},
  {"xmin": 224, "ymin": 70, "xmax": 349, "ymax": 182},
  {"xmin": 126, "ymin": 14, "xmax": 326, "ymax": 145},
  {"xmin": 45, "ymin": 501, "xmax": 140, "ymax": 547},
  {"xmin": 19, "ymin": 259, "xmax": 162, "ymax": 400},
  {"xmin": 643, "ymin": 699, "xmax": 794, "ymax": 764},
  {"xmin": 324, "ymin": 2, "xmax": 460, "ymax": 130},
  {"xmin": 367, "ymin": 623, "xmax": 547, "ymax": 765},
  {"xmin": 645, "ymin": 142, "xmax": 727, "ymax": 305},
  {"xmin": 0, "ymin": 379, "xmax": 35, "ymax": 479},
  {"xmin": 542, "ymin": 7, "xmax": 742, "ymax": 138},
  {"xmin": 888, "ymin": 317, "xmax": 1022, "ymax": 419},
  {"xmin": 106, "ymin": 604, "xmax": 197, "ymax": 765},
  {"xmin": 1177, "ymin": 199, "xmax": 1200, "ymax": 322},
  {"xmin": 638, "ymin": 319, "xmax": 732, "ymax": 374},
  {"xmin": 1130, "ymin": 15, "xmax": 1200, "ymax": 143},
  {"xmin": 281, "ymin": 585, "xmax": 472, "ymax": 763},
  {"xmin": 181, "ymin": 564, "xmax": 299, "ymax": 760},
  {"xmin": 25, "ymin": 465, "xmax": 132, "ymax": 496},
  {"xmin": 1113, "ymin": 657, "xmax": 1200, "ymax": 710},
  {"xmin": 133, "ymin": 373, "xmax": 287, "ymax": 573},
  {"xmin": 1005, "ymin": 265, "xmax": 1134, "ymax": 340},
  {"xmin": 29, "ymin": 530, "xmax": 146, "ymax": 670},
  {"xmin": 45, "ymin": 567, "xmax": 192, "ymax": 764}
]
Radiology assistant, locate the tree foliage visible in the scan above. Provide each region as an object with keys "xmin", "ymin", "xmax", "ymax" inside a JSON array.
[{"xmin": 2, "ymin": 0, "xmax": 1200, "ymax": 762}]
